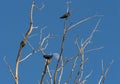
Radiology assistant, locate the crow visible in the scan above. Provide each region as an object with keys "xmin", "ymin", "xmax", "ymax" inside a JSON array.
[{"xmin": 60, "ymin": 11, "xmax": 70, "ymax": 19}]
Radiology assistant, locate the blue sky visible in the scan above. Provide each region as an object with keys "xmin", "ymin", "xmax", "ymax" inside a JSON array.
[{"xmin": 0, "ymin": 0, "xmax": 120, "ymax": 84}]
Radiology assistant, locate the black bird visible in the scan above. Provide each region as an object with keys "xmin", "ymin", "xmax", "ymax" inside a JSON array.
[
  {"xmin": 43, "ymin": 55, "xmax": 53, "ymax": 60},
  {"xmin": 60, "ymin": 11, "xmax": 70, "ymax": 19},
  {"xmin": 43, "ymin": 55, "xmax": 53, "ymax": 64}
]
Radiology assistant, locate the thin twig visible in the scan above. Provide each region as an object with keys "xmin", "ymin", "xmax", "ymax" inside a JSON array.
[
  {"xmin": 19, "ymin": 39, "xmax": 39, "ymax": 62},
  {"xmin": 85, "ymin": 47, "xmax": 104, "ymax": 53},
  {"xmin": 39, "ymin": 34, "xmax": 50, "ymax": 55},
  {"xmin": 74, "ymin": 58, "xmax": 88, "ymax": 84},
  {"xmin": 58, "ymin": 56, "xmax": 64, "ymax": 84},
  {"xmin": 40, "ymin": 34, "xmax": 50, "ymax": 47},
  {"xmin": 3, "ymin": 56, "xmax": 15, "ymax": 80},
  {"xmin": 19, "ymin": 53, "xmax": 32, "ymax": 62},
  {"xmin": 39, "ymin": 26, "xmax": 47, "ymax": 44},
  {"xmin": 98, "ymin": 60, "xmax": 114, "ymax": 84},
  {"xmin": 47, "ymin": 66, "xmax": 53, "ymax": 84},
  {"xmin": 79, "ymin": 71, "xmax": 92, "ymax": 84},
  {"xmin": 65, "ymin": 54, "xmax": 79, "ymax": 84},
  {"xmin": 82, "ymin": 18, "xmax": 102, "ymax": 49},
  {"xmin": 27, "ymin": 39, "xmax": 35, "ymax": 51},
  {"xmin": 74, "ymin": 40, "xmax": 85, "ymax": 84},
  {"xmin": 67, "ymin": 15, "xmax": 103, "ymax": 31}
]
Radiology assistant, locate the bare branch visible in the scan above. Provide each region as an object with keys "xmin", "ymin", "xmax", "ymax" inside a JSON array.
[
  {"xmin": 40, "ymin": 58, "xmax": 53, "ymax": 84},
  {"xmin": 65, "ymin": 36, "xmax": 81, "ymax": 84},
  {"xmin": 67, "ymin": 15, "xmax": 103, "ymax": 31},
  {"xmin": 82, "ymin": 18, "xmax": 102, "ymax": 49},
  {"xmin": 28, "ymin": 34, "xmax": 38, "ymax": 38},
  {"xmin": 65, "ymin": 55, "xmax": 79, "ymax": 84},
  {"xmin": 104, "ymin": 60, "xmax": 114, "ymax": 77},
  {"xmin": 47, "ymin": 66, "xmax": 53, "ymax": 84},
  {"xmin": 98, "ymin": 60, "xmax": 114, "ymax": 84},
  {"xmin": 40, "ymin": 61, "xmax": 48, "ymax": 84},
  {"xmin": 74, "ymin": 58, "xmax": 88, "ymax": 84},
  {"xmin": 58, "ymin": 56, "xmax": 64, "ymax": 84},
  {"xmin": 79, "ymin": 71, "xmax": 92, "ymax": 84},
  {"xmin": 85, "ymin": 47, "xmax": 104, "ymax": 53},
  {"xmin": 19, "ymin": 53, "xmax": 32, "ymax": 63},
  {"xmin": 19, "ymin": 39, "xmax": 39, "ymax": 62},
  {"xmin": 27, "ymin": 39, "xmax": 35, "ymax": 51},
  {"xmin": 64, "ymin": 18, "xmax": 102, "ymax": 84},
  {"xmin": 39, "ymin": 34, "xmax": 50, "ymax": 55},
  {"xmin": 40, "ymin": 34, "xmax": 50, "ymax": 47},
  {"xmin": 3, "ymin": 56, "xmax": 15, "ymax": 80},
  {"xmin": 54, "ymin": 20, "xmax": 67, "ymax": 84},
  {"xmin": 15, "ymin": 2, "xmax": 35, "ymax": 84},
  {"xmin": 73, "ymin": 18, "xmax": 101, "ymax": 84},
  {"xmin": 84, "ymin": 71, "xmax": 92, "ymax": 80},
  {"xmin": 39, "ymin": 26, "xmax": 47, "ymax": 44},
  {"xmin": 78, "ymin": 68, "xmax": 84, "ymax": 83}
]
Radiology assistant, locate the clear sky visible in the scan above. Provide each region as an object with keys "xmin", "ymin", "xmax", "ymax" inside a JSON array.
[{"xmin": 0, "ymin": 0, "xmax": 120, "ymax": 84}]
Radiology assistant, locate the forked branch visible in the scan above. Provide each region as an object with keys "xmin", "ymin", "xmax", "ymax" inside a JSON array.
[{"xmin": 98, "ymin": 60, "xmax": 114, "ymax": 84}]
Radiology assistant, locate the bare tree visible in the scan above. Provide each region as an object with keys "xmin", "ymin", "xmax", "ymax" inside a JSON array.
[{"xmin": 4, "ymin": 1, "xmax": 113, "ymax": 84}]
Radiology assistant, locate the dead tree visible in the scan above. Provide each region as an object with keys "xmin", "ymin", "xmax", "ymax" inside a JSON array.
[{"xmin": 4, "ymin": 1, "xmax": 113, "ymax": 84}]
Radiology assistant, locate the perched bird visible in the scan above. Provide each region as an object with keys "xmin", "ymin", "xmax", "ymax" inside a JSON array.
[
  {"xmin": 43, "ymin": 55, "xmax": 53, "ymax": 65},
  {"xmin": 20, "ymin": 40, "xmax": 26, "ymax": 47},
  {"xmin": 60, "ymin": 11, "xmax": 70, "ymax": 19},
  {"xmin": 43, "ymin": 55, "xmax": 53, "ymax": 60}
]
